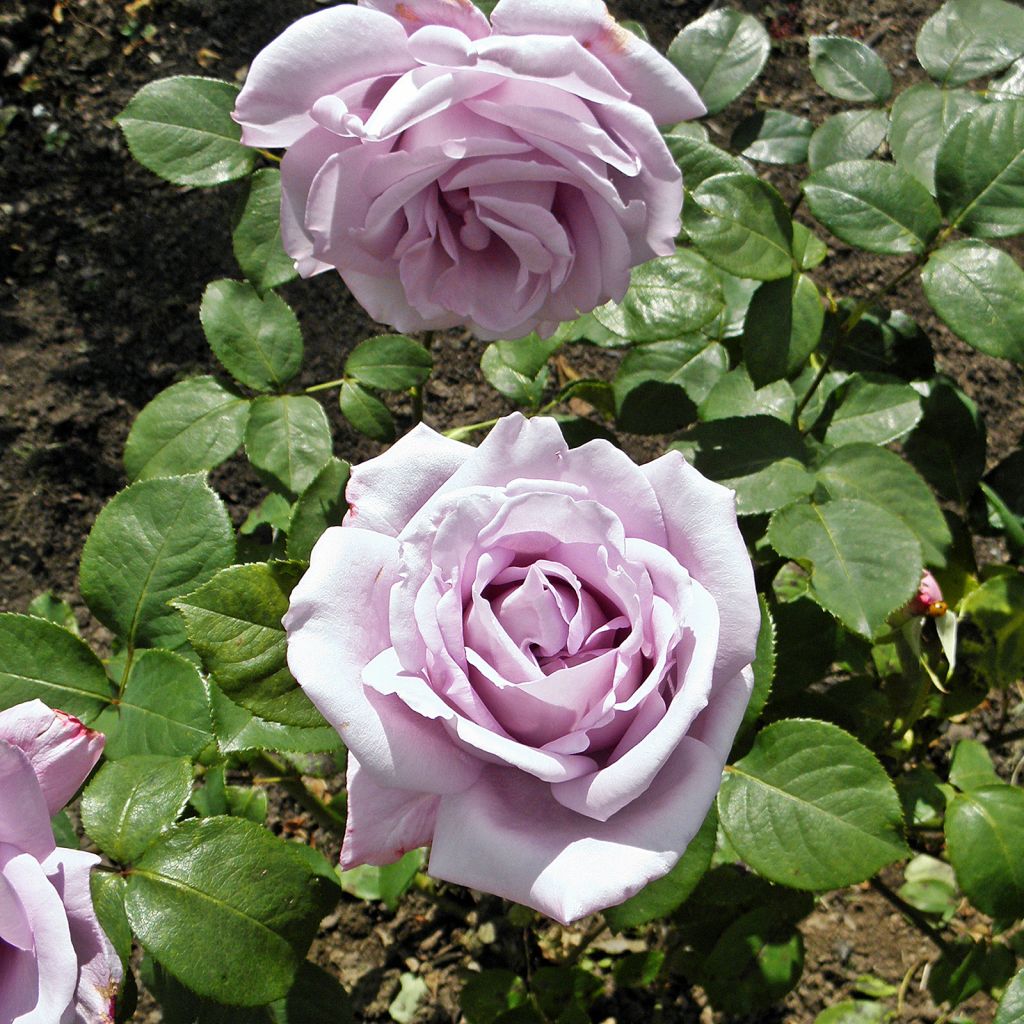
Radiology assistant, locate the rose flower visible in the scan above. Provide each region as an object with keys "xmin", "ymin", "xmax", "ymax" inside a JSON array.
[
  {"xmin": 0, "ymin": 700, "xmax": 122, "ymax": 1023},
  {"xmin": 233, "ymin": 0, "xmax": 704, "ymax": 339},
  {"xmin": 285, "ymin": 416, "xmax": 758, "ymax": 923}
]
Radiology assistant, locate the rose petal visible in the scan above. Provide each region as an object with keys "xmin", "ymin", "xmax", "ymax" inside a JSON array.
[
  {"xmin": 45, "ymin": 847, "xmax": 122, "ymax": 1021},
  {"xmin": 0, "ymin": 701, "xmax": 104, "ymax": 816},
  {"xmin": 428, "ymin": 725, "xmax": 729, "ymax": 924},
  {"xmin": 643, "ymin": 451, "xmax": 760, "ymax": 683},
  {"xmin": 340, "ymin": 755, "xmax": 439, "ymax": 867},
  {"xmin": 284, "ymin": 527, "xmax": 481, "ymax": 795},
  {"xmin": 359, "ymin": 0, "xmax": 492, "ymax": 41},
  {"xmin": 489, "ymin": 0, "xmax": 705, "ymax": 124},
  {"xmin": 344, "ymin": 423, "xmax": 472, "ymax": 537},
  {"xmin": 552, "ymin": 579, "xmax": 718, "ymax": 821},
  {"xmin": 0, "ymin": 741, "xmax": 56, "ymax": 861},
  {"xmin": 0, "ymin": 846, "xmax": 77, "ymax": 1023},
  {"xmin": 233, "ymin": 6, "xmax": 415, "ymax": 148}
]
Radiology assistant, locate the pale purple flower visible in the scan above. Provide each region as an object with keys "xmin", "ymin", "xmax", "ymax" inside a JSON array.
[
  {"xmin": 233, "ymin": 0, "xmax": 704, "ymax": 340},
  {"xmin": 0, "ymin": 700, "xmax": 121, "ymax": 1024},
  {"xmin": 284, "ymin": 416, "xmax": 758, "ymax": 923}
]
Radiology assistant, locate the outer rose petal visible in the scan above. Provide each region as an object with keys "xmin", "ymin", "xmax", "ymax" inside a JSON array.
[
  {"xmin": 340, "ymin": 756, "xmax": 439, "ymax": 867},
  {"xmin": 0, "ymin": 847, "xmax": 78, "ymax": 1024},
  {"xmin": 45, "ymin": 848, "xmax": 122, "ymax": 1022},
  {"xmin": 359, "ymin": 0, "xmax": 492, "ymax": 40},
  {"xmin": 642, "ymin": 451, "xmax": 760, "ymax": 684},
  {"xmin": 284, "ymin": 527, "xmax": 481, "ymax": 795},
  {"xmin": 344, "ymin": 422, "xmax": 472, "ymax": 536},
  {"xmin": 0, "ymin": 742, "xmax": 56, "ymax": 861},
  {"xmin": 0, "ymin": 701, "xmax": 103, "ymax": 816},
  {"xmin": 428, "ymin": 726, "xmax": 731, "ymax": 924},
  {"xmin": 489, "ymin": 0, "xmax": 705, "ymax": 124},
  {"xmin": 233, "ymin": 6, "xmax": 415, "ymax": 148}
]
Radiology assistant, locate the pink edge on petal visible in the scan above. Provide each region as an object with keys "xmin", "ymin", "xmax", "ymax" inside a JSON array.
[
  {"xmin": 0, "ymin": 700, "xmax": 104, "ymax": 816},
  {"xmin": 359, "ymin": 0, "xmax": 492, "ymax": 40}
]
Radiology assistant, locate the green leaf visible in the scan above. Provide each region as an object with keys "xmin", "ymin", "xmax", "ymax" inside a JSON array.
[
  {"xmin": 675, "ymin": 416, "xmax": 816, "ymax": 516},
  {"xmin": 209, "ymin": 685, "xmax": 342, "ymax": 755},
  {"xmin": 946, "ymin": 785, "xmax": 1024, "ymax": 920},
  {"xmin": 700, "ymin": 367, "xmax": 796, "ymax": 423},
  {"xmin": 613, "ymin": 338, "xmax": 727, "ymax": 433},
  {"xmin": 699, "ymin": 906, "xmax": 805, "ymax": 1015},
  {"xmin": 928, "ymin": 938, "xmax": 1016, "ymax": 1007},
  {"xmin": 921, "ymin": 240, "xmax": 1024, "ymax": 362},
  {"xmin": 339, "ymin": 848, "xmax": 424, "ymax": 911},
  {"xmin": 481, "ymin": 335, "xmax": 561, "ymax": 407},
  {"xmin": 742, "ymin": 273, "xmax": 824, "ymax": 386},
  {"xmin": 100, "ymin": 649, "xmax": 212, "ymax": 760},
  {"xmin": 916, "ymin": 0, "xmax": 1024, "ymax": 86},
  {"xmin": 173, "ymin": 561, "xmax": 321, "ymax": 728},
  {"xmin": 793, "ymin": 223, "xmax": 829, "ymax": 270},
  {"xmin": 667, "ymin": 10, "xmax": 770, "ymax": 115},
  {"xmin": 823, "ymin": 377, "xmax": 922, "ymax": 447},
  {"xmin": 125, "ymin": 817, "xmax": 336, "ymax": 1006},
  {"xmin": 815, "ymin": 1001, "xmax": 893, "ymax": 1024},
  {"xmin": 809, "ymin": 37, "xmax": 893, "ymax": 103},
  {"xmin": 225, "ymin": 785, "xmax": 269, "ymax": 824},
  {"xmin": 91, "ymin": 873, "xmax": 133, "ymax": 968},
  {"xmin": 700, "ymin": 273, "xmax": 760, "ymax": 341},
  {"xmin": 614, "ymin": 951, "xmax": 665, "ymax": 989},
  {"xmin": 888, "ymin": 83, "xmax": 983, "ymax": 194},
  {"xmin": 899, "ymin": 853, "xmax": 959, "ymax": 921},
  {"xmin": 995, "ymin": 969, "xmax": 1024, "ymax": 1024},
  {"xmin": 732, "ymin": 110, "xmax": 814, "ymax": 165},
  {"xmin": 808, "ymin": 109, "xmax": 889, "ymax": 172},
  {"xmin": 743, "ymin": 596, "xmax": 776, "ymax": 732},
  {"xmin": 718, "ymin": 719, "xmax": 909, "ymax": 890},
  {"xmin": 665, "ymin": 134, "xmax": 752, "ymax": 191},
  {"xmin": 824, "ymin": 306, "xmax": 934, "ymax": 382},
  {"xmin": 771, "ymin": 597, "xmax": 837, "ymax": 697},
  {"xmin": 51, "ymin": 810, "xmax": 79, "ymax": 849},
  {"xmin": 593, "ymin": 251, "xmax": 724, "ymax": 340},
  {"xmin": 903, "ymin": 380, "xmax": 986, "ymax": 506},
  {"xmin": 27, "ymin": 592, "xmax": 79, "ymax": 634},
  {"xmin": 241, "ymin": 493, "xmax": 293, "ymax": 537},
  {"xmin": 81, "ymin": 755, "xmax": 192, "ymax": 864},
  {"xmin": 116, "ymin": 76, "xmax": 255, "ymax": 186},
  {"xmin": 803, "ymin": 160, "xmax": 942, "ymax": 255},
  {"xmin": 816, "ymin": 444, "xmax": 952, "ymax": 568},
  {"xmin": 201, "ymin": 281, "xmax": 304, "ymax": 393},
  {"xmin": 339, "ymin": 381, "xmax": 395, "ymax": 443},
  {"xmin": 271, "ymin": 961, "xmax": 355, "ymax": 1024},
  {"xmin": 287, "ymin": 458, "xmax": 350, "ymax": 562},
  {"xmin": 949, "ymin": 739, "xmax": 1001, "ymax": 792},
  {"xmin": 460, "ymin": 970, "xmax": 528, "ymax": 1024},
  {"xmin": 233, "ymin": 169, "xmax": 298, "ymax": 293},
  {"xmin": 345, "ymin": 334, "xmax": 433, "ymax": 391},
  {"xmin": 936, "ymin": 98, "xmax": 1024, "ymax": 237},
  {"xmin": 896, "ymin": 767, "xmax": 949, "ymax": 828},
  {"xmin": 684, "ymin": 174, "xmax": 794, "ymax": 280},
  {"xmin": 80, "ymin": 475, "xmax": 235, "ymax": 650},
  {"xmin": 958, "ymin": 571, "xmax": 1024, "ymax": 690},
  {"xmin": 767, "ymin": 499, "xmax": 922, "ymax": 638},
  {"xmin": 0, "ymin": 613, "xmax": 112, "ymax": 721},
  {"xmin": 992, "ymin": 57, "xmax": 1024, "ymax": 100},
  {"xmin": 604, "ymin": 805, "xmax": 718, "ymax": 930},
  {"xmin": 245, "ymin": 395, "xmax": 334, "ymax": 496},
  {"xmin": 124, "ymin": 376, "xmax": 249, "ymax": 481}
]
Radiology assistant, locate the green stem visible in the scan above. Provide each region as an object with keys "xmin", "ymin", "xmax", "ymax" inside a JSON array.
[
  {"xmin": 305, "ymin": 377, "xmax": 347, "ymax": 395},
  {"xmin": 117, "ymin": 645, "xmax": 135, "ymax": 701},
  {"xmin": 253, "ymin": 753, "xmax": 347, "ymax": 836},
  {"xmin": 258, "ymin": 148, "xmax": 282, "ymax": 164},
  {"xmin": 794, "ymin": 252, "xmax": 927, "ymax": 425},
  {"xmin": 870, "ymin": 876, "xmax": 950, "ymax": 953},
  {"xmin": 444, "ymin": 417, "xmax": 500, "ymax": 442}
]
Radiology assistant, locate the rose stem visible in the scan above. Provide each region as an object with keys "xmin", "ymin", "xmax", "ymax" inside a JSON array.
[
  {"xmin": 869, "ymin": 876, "xmax": 951, "ymax": 953},
  {"xmin": 252, "ymin": 752, "xmax": 348, "ymax": 835}
]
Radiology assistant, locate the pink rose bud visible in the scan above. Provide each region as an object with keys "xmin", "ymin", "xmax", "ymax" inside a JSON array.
[
  {"xmin": 908, "ymin": 570, "xmax": 947, "ymax": 617},
  {"xmin": 284, "ymin": 415, "xmax": 758, "ymax": 924},
  {"xmin": 233, "ymin": 0, "xmax": 704, "ymax": 340},
  {"xmin": 0, "ymin": 700, "xmax": 122, "ymax": 1022}
]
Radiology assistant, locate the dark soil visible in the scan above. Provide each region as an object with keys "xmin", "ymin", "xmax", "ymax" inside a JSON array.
[{"xmin": 1, "ymin": 0, "xmax": 1021, "ymax": 1021}]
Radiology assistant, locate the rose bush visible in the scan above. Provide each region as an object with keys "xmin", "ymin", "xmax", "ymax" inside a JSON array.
[
  {"xmin": 232, "ymin": 0, "xmax": 704, "ymax": 339},
  {"xmin": 285, "ymin": 415, "xmax": 758, "ymax": 923},
  {"xmin": 0, "ymin": 700, "xmax": 121, "ymax": 1023}
]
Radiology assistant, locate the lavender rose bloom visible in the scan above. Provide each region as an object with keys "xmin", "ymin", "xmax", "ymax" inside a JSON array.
[
  {"xmin": 233, "ymin": 0, "xmax": 704, "ymax": 340},
  {"xmin": 0, "ymin": 700, "xmax": 121, "ymax": 1023},
  {"xmin": 285, "ymin": 416, "xmax": 758, "ymax": 923}
]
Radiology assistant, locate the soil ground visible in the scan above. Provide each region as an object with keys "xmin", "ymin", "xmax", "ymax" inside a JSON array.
[{"xmin": 1, "ymin": 0, "xmax": 1022, "ymax": 1021}]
